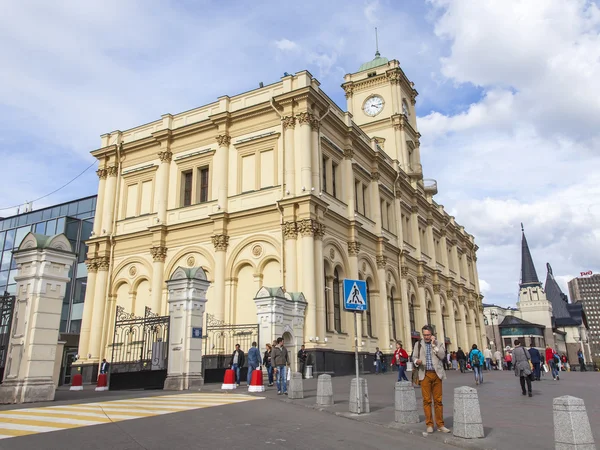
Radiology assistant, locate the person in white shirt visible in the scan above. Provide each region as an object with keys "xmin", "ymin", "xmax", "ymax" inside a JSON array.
[
  {"xmin": 494, "ymin": 350, "xmax": 503, "ymax": 370},
  {"xmin": 483, "ymin": 347, "xmax": 493, "ymax": 371}
]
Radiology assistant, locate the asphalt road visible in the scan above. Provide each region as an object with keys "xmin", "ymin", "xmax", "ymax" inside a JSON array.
[{"xmin": 0, "ymin": 395, "xmax": 449, "ymax": 450}]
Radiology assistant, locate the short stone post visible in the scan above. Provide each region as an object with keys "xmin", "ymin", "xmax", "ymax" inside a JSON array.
[
  {"xmin": 349, "ymin": 378, "xmax": 370, "ymax": 414},
  {"xmin": 288, "ymin": 372, "xmax": 304, "ymax": 399},
  {"xmin": 553, "ymin": 396, "xmax": 596, "ymax": 449},
  {"xmin": 164, "ymin": 266, "xmax": 210, "ymax": 391},
  {"xmin": 0, "ymin": 233, "xmax": 76, "ymax": 404},
  {"xmin": 394, "ymin": 381, "xmax": 419, "ymax": 423},
  {"xmin": 453, "ymin": 386, "xmax": 484, "ymax": 439},
  {"xmin": 316, "ymin": 374, "xmax": 334, "ymax": 406}
]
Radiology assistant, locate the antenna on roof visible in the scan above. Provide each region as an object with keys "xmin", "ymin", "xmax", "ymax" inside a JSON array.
[
  {"xmin": 521, "ymin": 222, "xmax": 524, "ymax": 232},
  {"xmin": 375, "ymin": 27, "xmax": 380, "ymax": 57}
]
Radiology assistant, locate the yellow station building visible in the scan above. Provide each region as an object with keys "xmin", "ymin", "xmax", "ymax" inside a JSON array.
[{"xmin": 77, "ymin": 51, "xmax": 486, "ymax": 380}]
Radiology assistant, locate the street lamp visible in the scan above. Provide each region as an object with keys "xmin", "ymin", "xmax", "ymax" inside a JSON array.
[{"xmin": 484, "ymin": 311, "xmax": 498, "ymax": 350}]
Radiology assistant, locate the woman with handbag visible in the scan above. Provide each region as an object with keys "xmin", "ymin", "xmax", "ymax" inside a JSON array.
[
  {"xmin": 512, "ymin": 339, "xmax": 533, "ymax": 397},
  {"xmin": 393, "ymin": 341, "xmax": 409, "ymax": 381}
]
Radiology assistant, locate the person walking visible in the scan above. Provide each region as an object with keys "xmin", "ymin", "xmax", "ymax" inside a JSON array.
[
  {"xmin": 392, "ymin": 341, "xmax": 409, "ymax": 381},
  {"xmin": 246, "ymin": 341, "xmax": 261, "ymax": 383},
  {"xmin": 374, "ymin": 347, "xmax": 384, "ymax": 374},
  {"xmin": 528, "ymin": 344, "xmax": 541, "ymax": 381},
  {"xmin": 545, "ymin": 345, "xmax": 560, "ymax": 380},
  {"xmin": 263, "ymin": 343, "xmax": 274, "ymax": 386},
  {"xmin": 451, "ymin": 351, "xmax": 458, "ymax": 371},
  {"xmin": 494, "ymin": 349, "xmax": 503, "ymax": 370},
  {"xmin": 483, "ymin": 347, "xmax": 493, "ymax": 371},
  {"xmin": 229, "ymin": 344, "xmax": 245, "ymax": 386},
  {"xmin": 505, "ymin": 351, "xmax": 512, "ymax": 371},
  {"xmin": 298, "ymin": 344, "xmax": 308, "ymax": 378},
  {"xmin": 469, "ymin": 344, "xmax": 484, "ymax": 385},
  {"xmin": 513, "ymin": 340, "xmax": 533, "ymax": 397},
  {"xmin": 272, "ymin": 337, "xmax": 289, "ymax": 395},
  {"xmin": 411, "ymin": 325, "xmax": 451, "ymax": 434},
  {"xmin": 456, "ymin": 347, "xmax": 467, "ymax": 373},
  {"xmin": 578, "ymin": 349, "xmax": 586, "ymax": 372}
]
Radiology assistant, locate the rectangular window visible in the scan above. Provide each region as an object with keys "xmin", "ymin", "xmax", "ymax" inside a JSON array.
[
  {"xmin": 140, "ymin": 180, "xmax": 153, "ymax": 215},
  {"xmin": 241, "ymin": 154, "xmax": 256, "ymax": 192},
  {"xmin": 260, "ymin": 150, "xmax": 274, "ymax": 188},
  {"xmin": 332, "ymin": 163, "xmax": 338, "ymax": 198},
  {"xmin": 126, "ymin": 184, "xmax": 138, "ymax": 217},
  {"xmin": 322, "ymin": 156, "xmax": 328, "ymax": 193},
  {"xmin": 199, "ymin": 167, "xmax": 209, "ymax": 203},
  {"xmin": 182, "ymin": 170, "xmax": 193, "ymax": 207},
  {"xmin": 362, "ymin": 186, "xmax": 368, "ymax": 217},
  {"xmin": 354, "ymin": 181, "xmax": 360, "ymax": 212}
]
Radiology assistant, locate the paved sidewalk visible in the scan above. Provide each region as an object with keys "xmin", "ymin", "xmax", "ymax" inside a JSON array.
[{"xmin": 204, "ymin": 368, "xmax": 600, "ymax": 449}]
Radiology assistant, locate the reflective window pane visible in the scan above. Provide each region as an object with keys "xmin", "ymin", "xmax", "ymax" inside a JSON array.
[
  {"xmin": 35, "ymin": 222, "xmax": 46, "ymax": 234},
  {"xmin": 0, "ymin": 252, "xmax": 10, "ymax": 271},
  {"xmin": 56, "ymin": 217, "xmax": 65, "ymax": 233},
  {"xmin": 68, "ymin": 202, "xmax": 78, "ymax": 216},
  {"xmin": 78, "ymin": 198, "xmax": 94, "ymax": 213},
  {"xmin": 0, "ymin": 232, "xmax": 4, "ymax": 249},
  {"xmin": 15, "ymin": 225, "xmax": 31, "ymax": 248},
  {"xmin": 45, "ymin": 219, "xmax": 57, "ymax": 235},
  {"xmin": 3, "ymin": 229, "xmax": 15, "ymax": 250}
]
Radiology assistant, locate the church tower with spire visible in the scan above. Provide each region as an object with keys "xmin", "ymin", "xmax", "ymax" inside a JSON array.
[{"xmin": 516, "ymin": 224, "xmax": 555, "ymax": 347}]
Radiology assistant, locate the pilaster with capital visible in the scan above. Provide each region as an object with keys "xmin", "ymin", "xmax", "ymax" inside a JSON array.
[
  {"xmin": 212, "ymin": 234, "xmax": 229, "ymax": 321},
  {"xmin": 92, "ymin": 169, "xmax": 107, "ymax": 236},
  {"xmin": 283, "ymin": 222, "xmax": 298, "ymax": 291},
  {"xmin": 343, "ymin": 148, "xmax": 355, "ymax": 216},
  {"xmin": 211, "ymin": 234, "xmax": 230, "ymax": 252},
  {"xmin": 296, "ymin": 113, "xmax": 314, "ymax": 192},
  {"xmin": 89, "ymin": 256, "xmax": 111, "ymax": 361},
  {"xmin": 347, "ymin": 241, "xmax": 361, "ymax": 256},
  {"xmin": 299, "ymin": 217, "xmax": 317, "ymax": 343},
  {"xmin": 79, "ymin": 259, "xmax": 99, "ymax": 364},
  {"xmin": 282, "ymin": 116, "xmax": 296, "ymax": 196},
  {"xmin": 215, "ymin": 134, "xmax": 231, "ymax": 210},
  {"xmin": 156, "ymin": 147, "xmax": 173, "ymax": 222},
  {"xmin": 101, "ymin": 165, "xmax": 118, "ymax": 235},
  {"xmin": 375, "ymin": 254, "xmax": 391, "ymax": 346},
  {"xmin": 314, "ymin": 222, "xmax": 326, "ymax": 342},
  {"xmin": 150, "ymin": 246, "xmax": 168, "ymax": 314}
]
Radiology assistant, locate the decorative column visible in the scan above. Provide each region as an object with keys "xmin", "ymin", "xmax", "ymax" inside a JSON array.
[
  {"xmin": 298, "ymin": 219, "xmax": 317, "ymax": 344},
  {"xmin": 164, "ymin": 267, "xmax": 210, "ymax": 390},
  {"xmin": 371, "ymin": 172, "xmax": 382, "ymax": 234},
  {"xmin": 282, "ymin": 116, "xmax": 296, "ymax": 196},
  {"xmin": 411, "ymin": 204, "xmax": 421, "ymax": 259},
  {"xmin": 439, "ymin": 228, "xmax": 450, "ymax": 277},
  {"xmin": 432, "ymin": 283, "xmax": 445, "ymax": 344},
  {"xmin": 77, "ymin": 259, "xmax": 98, "ymax": 363},
  {"xmin": 0, "ymin": 233, "xmax": 75, "ymax": 404},
  {"xmin": 458, "ymin": 297, "xmax": 469, "ymax": 350},
  {"xmin": 451, "ymin": 240, "xmax": 461, "ymax": 282},
  {"xmin": 314, "ymin": 223, "xmax": 326, "ymax": 343},
  {"xmin": 417, "ymin": 264, "xmax": 428, "ymax": 328},
  {"xmin": 447, "ymin": 290, "xmax": 459, "ymax": 352},
  {"xmin": 88, "ymin": 256, "xmax": 110, "ymax": 362},
  {"xmin": 376, "ymin": 255, "xmax": 391, "ymax": 347},
  {"xmin": 310, "ymin": 117, "xmax": 320, "ymax": 192},
  {"xmin": 296, "ymin": 112, "xmax": 314, "ymax": 192},
  {"xmin": 150, "ymin": 246, "xmax": 168, "ymax": 314},
  {"xmin": 348, "ymin": 241, "xmax": 363, "ymax": 343},
  {"xmin": 282, "ymin": 222, "xmax": 298, "ymax": 291},
  {"xmin": 215, "ymin": 134, "xmax": 231, "ymax": 209},
  {"xmin": 101, "ymin": 165, "xmax": 118, "ymax": 235},
  {"xmin": 426, "ymin": 218, "xmax": 436, "ymax": 268},
  {"xmin": 467, "ymin": 300, "xmax": 478, "ymax": 349},
  {"xmin": 211, "ymin": 234, "xmax": 229, "ymax": 322},
  {"xmin": 400, "ymin": 265, "xmax": 412, "ymax": 351},
  {"xmin": 343, "ymin": 148, "xmax": 355, "ymax": 218},
  {"xmin": 156, "ymin": 148, "xmax": 172, "ymax": 222},
  {"xmin": 92, "ymin": 168, "xmax": 107, "ymax": 235}
]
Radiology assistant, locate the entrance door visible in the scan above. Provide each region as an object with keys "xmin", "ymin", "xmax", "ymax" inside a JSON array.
[{"xmin": 61, "ymin": 350, "xmax": 78, "ymax": 386}]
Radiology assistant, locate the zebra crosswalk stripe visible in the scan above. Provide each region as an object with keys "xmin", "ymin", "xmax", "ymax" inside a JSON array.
[{"xmin": 0, "ymin": 393, "xmax": 262, "ymax": 440}]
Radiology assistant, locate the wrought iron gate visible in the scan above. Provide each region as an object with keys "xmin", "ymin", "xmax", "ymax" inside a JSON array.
[
  {"xmin": 0, "ymin": 292, "xmax": 16, "ymax": 383},
  {"xmin": 202, "ymin": 314, "xmax": 259, "ymax": 383},
  {"xmin": 109, "ymin": 306, "xmax": 169, "ymax": 390}
]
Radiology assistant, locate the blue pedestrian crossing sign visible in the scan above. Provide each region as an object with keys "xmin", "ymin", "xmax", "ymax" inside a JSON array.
[{"xmin": 343, "ymin": 279, "xmax": 368, "ymax": 311}]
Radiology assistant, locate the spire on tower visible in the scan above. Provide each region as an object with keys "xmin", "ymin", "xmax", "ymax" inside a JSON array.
[
  {"xmin": 375, "ymin": 27, "xmax": 380, "ymax": 57},
  {"xmin": 520, "ymin": 224, "xmax": 541, "ymax": 288}
]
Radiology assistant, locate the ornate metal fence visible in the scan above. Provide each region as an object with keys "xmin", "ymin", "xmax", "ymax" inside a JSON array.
[
  {"xmin": 202, "ymin": 313, "xmax": 259, "ymax": 383},
  {"xmin": 0, "ymin": 292, "xmax": 15, "ymax": 383},
  {"xmin": 109, "ymin": 306, "xmax": 169, "ymax": 390}
]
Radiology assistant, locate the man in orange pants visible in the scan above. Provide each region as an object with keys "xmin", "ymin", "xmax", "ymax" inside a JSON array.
[{"xmin": 412, "ymin": 324, "xmax": 451, "ymax": 434}]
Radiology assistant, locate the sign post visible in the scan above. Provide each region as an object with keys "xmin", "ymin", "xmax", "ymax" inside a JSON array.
[{"xmin": 343, "ymin": 278, "xmax": 368, "ymax": 415}]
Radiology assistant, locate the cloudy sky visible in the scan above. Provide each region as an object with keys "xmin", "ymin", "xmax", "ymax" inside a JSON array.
[{"xmin": 1, "ymin": 0, "xmax": 599, "ymax": 306}]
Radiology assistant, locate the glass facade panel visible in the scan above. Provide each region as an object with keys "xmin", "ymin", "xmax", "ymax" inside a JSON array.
[
  {"xmin": 42, "ymin": 208, "xmax": 53, "ymax": 220},
  {"xmin": 35, "ymin": 222, "xmax": 46, "ymax": 234},
  {"xmin": 59, "ymin": 204, "xmax": 69, "ymax": 216},
  {"xmin": 69, "ymin": 320, "xmax": 82, "ymax": 334},
  {"xmin": 15, "ymin": 225, "xmax": 31, "ymax": 249},
  {"xmin": 0, "ymin": 251, "xmax": 11, "ymax": 271},
  {"xmin": 68, "ymin": 202, "xmax": 78, "ymax": 216},
  {"xmin": 73, "ymin": 279, "xmax": 86, "ymax": 304},
  {"xmin": 79, "ymin": 198, "xmax": 94, "ymax": 213},
  {"xmin": 4, "ymin": 229, "xmax": 15, "ymax": 250},
  {"xmin": 45, "ymin": 219, "xmax": 57, "ymax": 235},
  {"xmin": 0, "ymin": 270, "xmax": 7, "ymax": 286},
  {"xmin": 70, "ymin": 302, "xmax": 84, "ymax": 320},
  {"xmin": 6, "ymin": 284, "xmax": 16, "ymax": 294},
  {"xmin": 0, "ymin": 231, "xmax": 4, "ymax": 250},
  {"xmin": 56, "ymin": 217, "xmax": 66, "ymax": 233},
  {"xmin": 28, "ymin": 210, "xmax": 43, "ymax": 224}
]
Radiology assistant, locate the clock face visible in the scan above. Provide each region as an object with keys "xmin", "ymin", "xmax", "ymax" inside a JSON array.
[{"xmin": 363, "ymin": 95, "xmax": 384, "ymax": 117}]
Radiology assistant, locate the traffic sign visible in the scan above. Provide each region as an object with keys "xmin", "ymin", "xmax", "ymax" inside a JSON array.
[{"xmin": 343, "ymin": 279, "xmax": 368, "ymax": 311}]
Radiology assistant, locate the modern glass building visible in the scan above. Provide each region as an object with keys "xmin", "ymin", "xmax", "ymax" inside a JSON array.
[{"xmin": 0, "ymin": 195, "xmax": 96, "ymax": 383}]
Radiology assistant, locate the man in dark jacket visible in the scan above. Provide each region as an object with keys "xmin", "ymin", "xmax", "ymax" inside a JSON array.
[
  {"xmin": 272, "ymin": 337, "xmax": 289, "ymax": 394},
  {"xmin": 297, "ymin": 345, "xmax": 308, "ymax": 378},
  {"xmin": 529, "ymin": 345, "xmax": 541, "ymax": 380},
  {"xmin": 230, "ymin": 344, "xmax": 245, "ymax": 386},
  {"xmin": 456, "ymin": 348, "xmax": 467, "ymax": 373}
]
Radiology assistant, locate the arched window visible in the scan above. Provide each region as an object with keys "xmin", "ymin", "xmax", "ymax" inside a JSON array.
[
  {"xmin": 366, "ymin": 284, "xmax": 373, "ymax": 337},
  {"xmin": 324, "ymin": 269, "xmax": 329, "ymax": 331},
  {"xmin": 333, "ymin": 269, "xmax": 341, "ymax": 333},
  {"xmin": 409, "ymin": 295, "xmax": 416, "ymax": 332},
  {"xmin": 427, "ymin": 301, "xmax": 433, "ymax": 328},
  {"xmin": 389, "ymin": 288, "xmax": 397, "ymax": 340}
]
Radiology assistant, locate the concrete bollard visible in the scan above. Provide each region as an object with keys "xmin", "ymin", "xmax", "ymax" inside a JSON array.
[
  {"xmin": 349, "ymin": 378, "xmax": 370, "ymax": 414},
  {"xmin": 394, "ymin": 381, "xmax": 419, "ymax": 423},
  {"xmin": 453, "ymin": 386, "xmax": 484, "ymax": 439},
  {"xmin": 316, "ymin": 374, "xmax": 334, "ymax": 406},
  {"xmin": 288, "ymin": 372, "xmax": 304, "ymax": 399},
  {"xmin": 553, "ymin": 396, "xmax": 596, "ymax": 449}
]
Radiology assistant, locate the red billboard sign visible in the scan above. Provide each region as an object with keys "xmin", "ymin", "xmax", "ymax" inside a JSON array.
[{"xmin": 580, "ymin": 271, "xmax": 593, "ymax": 277}]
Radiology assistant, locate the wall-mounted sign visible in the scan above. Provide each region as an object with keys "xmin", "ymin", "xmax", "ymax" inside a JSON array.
[{"xmin": 580, "ymin": 271, "xmax": 593, "ymax": 277}]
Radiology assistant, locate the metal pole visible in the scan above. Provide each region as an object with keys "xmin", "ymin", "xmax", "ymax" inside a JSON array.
[{"xmin": 354, "ymin": 311, "xmax": 361, "ymax": 414}]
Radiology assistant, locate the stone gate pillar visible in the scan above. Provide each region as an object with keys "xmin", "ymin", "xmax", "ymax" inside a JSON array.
[
  {"xmin": 254, "ymin": 287, "xmax": 306, "ymax": 361},
  {"xmin": 0, "ymin": 233, "xmax": 75, "ymax": 404},
  {"xmin": 164, "ymin": 266, "xmax": 210, "ymax": 390}
]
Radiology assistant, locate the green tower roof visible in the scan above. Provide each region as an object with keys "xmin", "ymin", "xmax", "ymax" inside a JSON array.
[{"xmin": 358, "ymin": 51, "xmax": 389, "ymax": 72}]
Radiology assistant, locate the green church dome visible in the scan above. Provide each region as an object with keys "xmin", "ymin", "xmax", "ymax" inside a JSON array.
[{"xmin": 358, "ymin": 51, "xmax": 389, "ymax": 72}]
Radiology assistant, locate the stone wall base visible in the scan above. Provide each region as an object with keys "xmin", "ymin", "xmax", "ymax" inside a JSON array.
[
  {"xmin": 164, "ymin": 374, "xmax": 204, "ymax": 391},
  {"xmin": 0, "ymin": 378, "xmax": 56, "ymax": 404}
]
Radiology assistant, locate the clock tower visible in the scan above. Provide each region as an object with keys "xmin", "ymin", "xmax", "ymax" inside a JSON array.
[{"xmin": 342, "ymin": 52, "xmax": 422, "ymax": 179}]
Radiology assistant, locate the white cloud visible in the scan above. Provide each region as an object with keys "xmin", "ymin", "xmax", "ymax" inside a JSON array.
[
  {"xmin": 274, "ymin": 39, "xmax": 300, "ymax": 52},
  {"xmin": 479, "ymin": 279, "xmax": 491, "ymax": 294}
]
